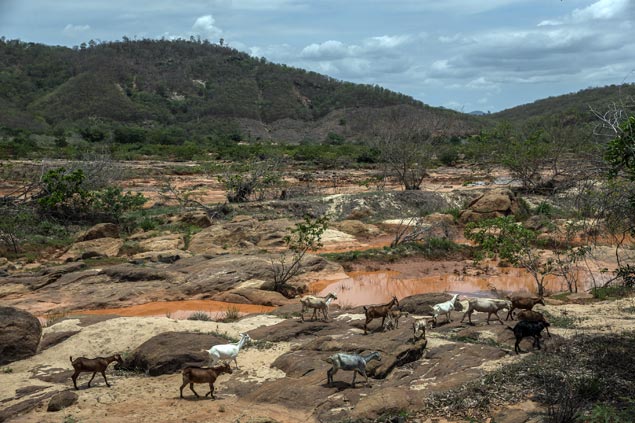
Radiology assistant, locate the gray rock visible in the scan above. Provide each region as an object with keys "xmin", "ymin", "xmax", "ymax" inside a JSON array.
[
  {"xmin": 46, "ymin": 391, "xmax": 78, "ymax": 412},
  {"xmin": 0, "ymin": 306, "xmax": 42, "ymax": 365}
]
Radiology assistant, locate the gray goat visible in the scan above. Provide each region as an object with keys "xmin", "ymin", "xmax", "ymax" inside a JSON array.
[{"xmin": 326, "ymin": 351, "xmax": 381, "ymax": 388}]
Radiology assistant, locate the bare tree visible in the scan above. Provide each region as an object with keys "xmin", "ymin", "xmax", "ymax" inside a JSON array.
[{"xmin": 370, "ymin": 106, "xmax": 441, "ymax": 190}]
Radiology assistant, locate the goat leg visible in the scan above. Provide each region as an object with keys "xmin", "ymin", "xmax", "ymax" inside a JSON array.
[
  {"xmin": 179, "ymin": 382, "xmax": 187, "ymax": 398},
  {"xmin": 205, "ymin": 383, "xmax": 215, "ymax": 399},
  {"xmin": 87, "ymin": 372, "xmax": 97, "ymax": 387},
  {"xmin": 102, "ymin": 371, "xmax": 110, "ymax": 387},
  {"xmin": 71, "ymin": 372, "xmax": 80, "ymax": 390},
  {"xmin": 351, "ymin": 370, "xmax": 357, "ymax": 388},
  {"xmin": 189, "ymin": 383, "xmax": 200, "ymax": 398}
]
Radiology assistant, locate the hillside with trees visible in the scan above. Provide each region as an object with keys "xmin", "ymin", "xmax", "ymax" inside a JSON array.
[{"xmin": 0, "ymin": 37, "xmax": 478, "ymax": 146}]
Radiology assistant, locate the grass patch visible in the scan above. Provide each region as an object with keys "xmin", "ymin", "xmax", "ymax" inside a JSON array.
[
  {"xmin": 187, "ymin": 311, "xmax": 213, "ymax": 321},
  {"xmin": 592, "ymin": 286, "xmax": 634, "ymax": 301},
  {"xmin": 1, "ymin": 367, "xmax": 13, "ymax": 374},
  {"xmin": 217, "ymin": 306, "xmax": 240, "ymax": 323},
  {"xmin": 419, "ymin": 332, "xmax": 635, "ymax": 421},
  {"xmin": 541, "ymin": 310, "xmax": 584, "ymax": 329}
]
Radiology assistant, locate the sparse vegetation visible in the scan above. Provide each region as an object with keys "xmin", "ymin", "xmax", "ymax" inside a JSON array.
[{"xmin": 187, "ymin": 311, "xmax": 213, "ymax": 322}]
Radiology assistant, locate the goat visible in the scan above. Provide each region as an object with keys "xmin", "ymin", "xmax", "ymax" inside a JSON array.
[
  {"xmin": 460, "ymin": 298, "xmax": 511, "ymax": 325},
  {"xmin": 204, "ymin": 333, "xmax": 251, "ymax": 369},
  {"xmin": 432, "ymin": 293, "xmax": 460, "ymax": 326},
  {"xmin": 326, "ymin": 351, "xmax": 381, "ymax": 388},
  {"xmin": 363, "ymin": 296, "xmax": 399, "ymax": 334},
  {"xmin": 70, "ymin": 354, "xmax": 123, "ymax": 390},
  {"xmin": 384, "ymin": 309, "xmax": 409, "ymax": 330},
  {"xmin": 412, "ymin": 318, "xmax": 429, "ymax": 342},
  {"xmin": 179, "ymin": 363, "xmax": 233, "ymax": 399},
  {"xmin": 300, "ymin": 292, "xmax": 337, "ymax": 322},
  {"xmin": 507, "ymin": 321, "xmax": 547, "ymax": 354},
  {"xmin": 505, "ymin": 295, "xmax": 545, "ymax": 320},
  {"xmin": 516, "ymin": 310, "xmax": 551, "ymax": 337}
]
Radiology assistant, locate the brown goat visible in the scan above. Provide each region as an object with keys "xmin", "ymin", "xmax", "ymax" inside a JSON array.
[
  {"xmin": 70, "ymin": 354, "xmax": 123, "ymax": 390},
  {"xmin": 516, "ymin": 310, "xmax": 551, "ymax": 337},
  {"xmin": 505, "ymin": 295, "xmax": 545, "ymax": 320},
  {"xmin": 363, "ymin": 296, "xmax": 399, "ymax": 334},
  {"xmin": 384, "ymin": 309, "xmax": 409, "ymax": 330},
  {"xmin": 179, "ymin": 363, "xmax": 233, "ymax": 399}
]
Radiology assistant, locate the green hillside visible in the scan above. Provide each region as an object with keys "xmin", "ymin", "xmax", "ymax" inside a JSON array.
[
  {"xmin": 492, "ymin": 84, "xmax": 635, "ymax": 125},
  {"xmin": 0, "ymin": 37, "xmax": 478, "ymax": 143}
]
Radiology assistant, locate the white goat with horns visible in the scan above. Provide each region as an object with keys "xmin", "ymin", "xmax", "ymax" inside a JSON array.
[{"xmin": 203, "ymin": 333, "xmax": 251, "ymax": 369}]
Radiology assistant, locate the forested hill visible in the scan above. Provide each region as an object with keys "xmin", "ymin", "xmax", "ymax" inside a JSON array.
[
  {"xmin": 491, "ymin": 84, "xmax": 635, "ymax": 125},
  {"xmin": 0, "ymin": 38, "xmax": 476, "ymax": 142}
]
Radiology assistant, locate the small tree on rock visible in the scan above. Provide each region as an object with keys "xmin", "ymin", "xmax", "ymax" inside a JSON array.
[{"xmin": 271, "ymin": 215, "xmax": 329, "ymax": 297}]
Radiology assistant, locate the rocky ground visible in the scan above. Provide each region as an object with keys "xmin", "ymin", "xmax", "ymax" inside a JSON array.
[{"xmin": 2, "ymin": 165, "xmax": 635, "ymax": 422}]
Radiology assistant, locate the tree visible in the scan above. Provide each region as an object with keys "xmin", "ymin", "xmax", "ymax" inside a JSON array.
[
  {"xmin": 465, "ymin": 216, "xmax": 554, "ymax": 296},
  {"xmin": 218, "ymin": 159, "xmax": 283, "ymax": 203},
  {"xmin": 270, "ymin": 215, "xmax": 329, "ymax": 297},
  {"xmin": 370, "ymin": 106, "xmax": 440, "ymax": 190}
]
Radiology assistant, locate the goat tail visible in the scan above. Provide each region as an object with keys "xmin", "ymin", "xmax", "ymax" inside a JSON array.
[
  {"xmin": 363, "ymin": 306, "xmax": 368, "ymax": 312},
  {"xmin": 505, "ymin": 326, "xmax": 514, "ymax": 332},
  {"xmin": 69, "ymin": 356, "xmax": 73, "ymax": 363}
]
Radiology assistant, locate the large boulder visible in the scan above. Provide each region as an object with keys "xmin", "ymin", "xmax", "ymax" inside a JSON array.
[
  {"xmin": 46, "ymin": 391, "xmax": 78, "ymax": 412},
  {"xmin": 58, "ymin": 237, "xmax": 123, "ymax": 262},
  {"xmin": 123, "ymin": 332, "xmax": 229, "ymax": 376},
  {"xmin": 76, "ymin": 223, "xmax": 119, "ymax": 242},
  {"xmin": 459, "ymin": 188, "xmax": 519, "ymax": 224},
  {"xmin": 138, "ymin": 234, "xmax": 185, "ymax": 252},
  {"xmin": 399, "ymin": 292, "xmax": 462, "ymax": 315},
  {"xmin": 0, "ymin": 306, "xmax": 42, "ymax": 365}
]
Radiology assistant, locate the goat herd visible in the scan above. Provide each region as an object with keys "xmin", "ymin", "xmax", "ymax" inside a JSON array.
[{"xmin": 68, "ymin": 291, "xmax": 549, "ymax": 399}]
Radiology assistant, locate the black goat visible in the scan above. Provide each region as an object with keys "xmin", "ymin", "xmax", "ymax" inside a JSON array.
[{"xmin": 507, "ymin": 321, "xmax": 547, "ymax": 354}]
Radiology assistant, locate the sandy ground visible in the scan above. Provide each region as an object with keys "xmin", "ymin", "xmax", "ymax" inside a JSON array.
[{"xmin": 1, "ymin": 314, "xmax": 313, "ymax": 423}]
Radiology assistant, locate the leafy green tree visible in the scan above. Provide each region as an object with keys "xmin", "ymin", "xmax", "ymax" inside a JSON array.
[
  {"xmin": 271, "ymin": 215, "xmax": 329, "ymax": 297},
  {"xmin": 465, "ymin": 216, "xmax": 553, "ymax": 296},
  {"xmin": 605, "ymin": 115, "xmax": 635, "ymax": 180}
]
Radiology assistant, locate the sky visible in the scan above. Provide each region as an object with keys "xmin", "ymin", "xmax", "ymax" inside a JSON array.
[{"xmin": 1, "ymin": 0, "xmax": 634, "ymax": 112}]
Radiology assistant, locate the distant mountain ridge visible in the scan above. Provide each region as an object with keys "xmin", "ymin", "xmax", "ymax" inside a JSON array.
[{"xmin": 0, "ymin": 38, "xmax": 478, "ymax": 142}]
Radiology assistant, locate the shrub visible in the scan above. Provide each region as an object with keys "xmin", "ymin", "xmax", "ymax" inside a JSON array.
[{"xmin": 187, "ymin": 311, "xmax": 213, "ymax": 321}]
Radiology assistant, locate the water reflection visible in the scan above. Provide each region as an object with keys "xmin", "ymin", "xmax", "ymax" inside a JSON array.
[{"xmin": 316, "ymin": 270, "xmax": 569, "ymax": 307}]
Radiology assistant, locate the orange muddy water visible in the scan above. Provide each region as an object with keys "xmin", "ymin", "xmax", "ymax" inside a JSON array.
[
  {"xmin": 71, "ymin": 300, "xmax": 275, "ymax": 320},
  {"xmin": 314, "ymin": 269, "xmax": 591, "ymax": 307}
]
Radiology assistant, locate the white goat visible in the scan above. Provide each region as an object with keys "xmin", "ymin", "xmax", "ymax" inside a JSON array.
[
  {"xmin": 300, "ymin": 292, "xmax": 337, "ymax": 321},
  {"xmin": 326, "ymin": 351, "xmax": 381, "ymax": 388},
  {"xmin": 204, "ymin": 333, "xmax": 251, "ymax": 369},
  {"xmin": 432, "ymin": 293, "xmax": 460, "ymax": 326},
  {"xmin": 460, "ymin": 298, "xmax": 512, "ymax": 325}
]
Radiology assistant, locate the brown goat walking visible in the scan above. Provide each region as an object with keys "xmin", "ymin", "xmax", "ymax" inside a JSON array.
[
  {"xmin": 363, "ymin": 296, "xmax": 399, "ymax": 335},
  {"xmin": 505, "ymin": 295, "xmax": 545, "ymax": 320},
  {"xmin": 179, "ymin": 363, "xmax": 233, "ymax": 399},
  {"xmin": 70, "ymin": 354, "xmax": 123, "ymax": 390},
  {"xmin": 516, "ymin": 309, "xmax": 551, "ymax": 337}
]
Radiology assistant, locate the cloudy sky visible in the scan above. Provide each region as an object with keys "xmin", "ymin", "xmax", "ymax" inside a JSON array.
[{"xmin": 1, "ymin": 0, "xmax": 634, "ymax": 112}]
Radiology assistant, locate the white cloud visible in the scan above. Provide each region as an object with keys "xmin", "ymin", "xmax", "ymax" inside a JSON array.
[
  {"xmin": 192, "ymin": 15, "xmax": 222, "ymax": 40},
  {"xmin": 63, "ymin": 24, "xmax": 90, "ymax": 36},
  {"xmin": 571, "ymin": 0, "xmax": 630, "ymax": 22},
  {"xmin": 300, "ymin": 40, "xmax": 350, "ymax": 60}
]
